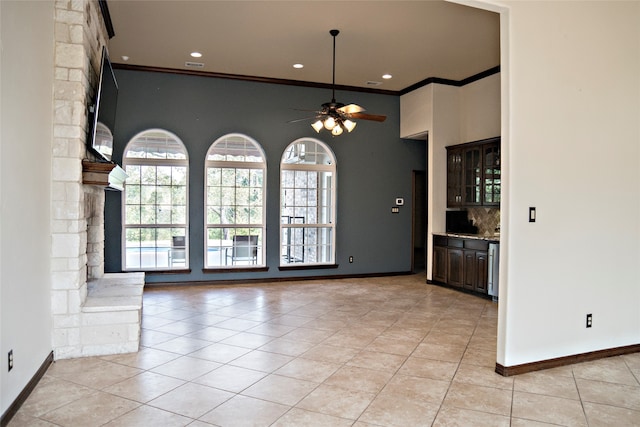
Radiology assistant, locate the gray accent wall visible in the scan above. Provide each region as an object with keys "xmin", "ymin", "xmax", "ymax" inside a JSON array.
[{"xmin": 105, "ymin": 69, "xmax": 425, "ymax": 283}]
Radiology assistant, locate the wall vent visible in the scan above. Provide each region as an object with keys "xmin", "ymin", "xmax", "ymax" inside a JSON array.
[
  {"xmin": 366, "ymin": 81, "xmax": 382, "ymax": 86},
  {"xmin": 185, "ymin": 61, "xmax": 204, "ymax": 68}
]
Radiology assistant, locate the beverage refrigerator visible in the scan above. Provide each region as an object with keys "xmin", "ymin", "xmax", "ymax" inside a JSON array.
[{"xmin": 488, "ymin": 243, "xmax": 500, "ymax": 301}]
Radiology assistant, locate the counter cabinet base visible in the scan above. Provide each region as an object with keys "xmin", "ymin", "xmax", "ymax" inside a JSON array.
[{"xmin": 427, "ymin": 279, "xmax": 494, "ymax": 301}]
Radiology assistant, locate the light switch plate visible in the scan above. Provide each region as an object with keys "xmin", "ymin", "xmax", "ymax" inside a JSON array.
[
  {"xmin": 395, "ymin": 198, "xmax": 404, "ymax": 206},
  {"xmin": 529, "ymin": 207, "xmax": 536, "ymax": 222}
]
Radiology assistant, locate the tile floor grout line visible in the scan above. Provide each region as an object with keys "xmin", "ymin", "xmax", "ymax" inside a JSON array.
[{"xmin": 11, "ymin": 275, "xmax": 640, "ymax": 426}]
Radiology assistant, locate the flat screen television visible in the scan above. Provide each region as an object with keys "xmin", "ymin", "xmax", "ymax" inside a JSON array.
[{"xmin": 88, "ymin": 46, "xmax": 118, "ymax": 162}]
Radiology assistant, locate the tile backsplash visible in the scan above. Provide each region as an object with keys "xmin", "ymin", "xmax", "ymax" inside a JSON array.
[{"xmin": 468, "ymin": 207, "xmax": 501, "ymax": 236}]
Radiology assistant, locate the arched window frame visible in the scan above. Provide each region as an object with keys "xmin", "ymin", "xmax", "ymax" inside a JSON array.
[
  {"xmin": 204, "ymin": 133, "xmax": 267, "ymax": 269},
  {"xmin": 280, "ymin": 138, "xmax": 337, "ymax": 266},
  {"xmin": 122, "ymin": 129, "xmax": 189, "ymax": 271}
]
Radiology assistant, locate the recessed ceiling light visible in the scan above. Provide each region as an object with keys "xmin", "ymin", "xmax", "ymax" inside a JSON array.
[
  {"xmin": 190, "ymin": 52, "xmax": 203, "ymax": 58},
  {"xmin": 293, "ymin": 63, "xmax": 304, "ymax": 69},
  {"xmin": 121, "ymin": 56, "xmax": 129, "ymax": 61},
  {"xmin": 382, "ymin": 73, "xmax": 393, "ymax": 79}
]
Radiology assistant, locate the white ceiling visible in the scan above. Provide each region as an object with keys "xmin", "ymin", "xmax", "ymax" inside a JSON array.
[{"xmin": 106, "ymin": 1, "xmax": 500, "ymax": 92}]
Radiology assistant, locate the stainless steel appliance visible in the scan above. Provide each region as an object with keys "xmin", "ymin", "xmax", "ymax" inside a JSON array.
[{"xmin": 488, "ymin": 242, "xmax": 500, "ymax": 301}]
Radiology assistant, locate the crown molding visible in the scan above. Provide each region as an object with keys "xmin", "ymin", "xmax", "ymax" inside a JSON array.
[{"xmin": 112, "ymin": 63, "xmax": 500, "ymax": 96}]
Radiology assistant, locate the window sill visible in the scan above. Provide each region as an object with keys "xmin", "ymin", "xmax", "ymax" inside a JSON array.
[
  {"xmin": 143, "ymin": 269, "xmax": 192, "ymax": 275},
  {"xmin": 203, "ymin": 266, "xmax": 269, "ymax": 274},
  {"xmin": 279, "ymin": 264, "xmax": 339, "ymax": 271}
]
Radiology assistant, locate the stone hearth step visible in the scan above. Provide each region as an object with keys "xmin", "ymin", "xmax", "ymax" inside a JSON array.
[{"xmin": 80, "ymin": 272, "xmax": 145, "ymax": 356}]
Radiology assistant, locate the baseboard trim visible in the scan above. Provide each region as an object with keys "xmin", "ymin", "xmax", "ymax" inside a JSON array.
[
  {"xmin": 1, "ymin": 351, "xmax": 54, "ymax": 427},
  {"xmin": 496, "ymin": 344, "xmax": 640, "ymax": 377},
  {"xmin": 144, "ymin": 270, "xmax": 414, "ymax": 287}
]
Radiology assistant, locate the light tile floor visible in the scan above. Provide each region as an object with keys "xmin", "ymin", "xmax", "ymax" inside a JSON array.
[{"xmin": 9, "ymin": 274, "xmax": 640, "ymax": 426}]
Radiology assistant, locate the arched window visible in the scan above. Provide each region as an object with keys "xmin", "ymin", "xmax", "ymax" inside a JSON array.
[
  {"xmin": 205, "ymin": 133, "xmax": 266, "ymax": 268},
  {"xmin": 280, "ymin": 138, "xmax": 336, "ymax": 266},
  {"xmin": 122, "ymin": 129, "xmax": 189, "ymax": 270}
]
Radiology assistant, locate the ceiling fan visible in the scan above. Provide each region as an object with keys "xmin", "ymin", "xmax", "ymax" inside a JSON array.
[{"xmin": 290, "ymin": 29, "xmax": 387, "ymax": 136}]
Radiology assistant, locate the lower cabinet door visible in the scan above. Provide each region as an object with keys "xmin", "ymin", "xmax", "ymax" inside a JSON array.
[
  {"xmin": 447, "ymin": 249, "xmax": 464, "ymax": 288},
  {"xmin": 475, "ymin": 251, "xmax": 488, "ymax": 293},
  {"xmin": 463, "ymin": 251, "xmax": 477, "ymax": 290},
  {"xmin": 433, "ymin": 246, "xmax": 447, "ymax": 283}
]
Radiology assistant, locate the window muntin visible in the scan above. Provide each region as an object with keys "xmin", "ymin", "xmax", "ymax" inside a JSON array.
[
  {"xmin": 205, "ymin": 134, "xmax": 266, "ymax": 268},
  {"xmin": 281, "ymin": 138, "xmax": 336, "ymax": 266},
  {"xmin": 122, "ymin": 129, "xmax": 189, "ymax": 270}
]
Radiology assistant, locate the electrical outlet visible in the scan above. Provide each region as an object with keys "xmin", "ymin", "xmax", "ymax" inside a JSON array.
[
  {"xmin": 586, "ymin": 313, "xmax": 593, "ymax": 328},
  {"xmin": 349, "ymin": 256, "xmax": 353, "ymax": 263},
  {"xmin": 8, "ymin": 350, "xmax": 13, "ymax": 372}
]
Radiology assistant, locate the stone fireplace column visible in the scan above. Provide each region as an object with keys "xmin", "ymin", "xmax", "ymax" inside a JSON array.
[{"xmin": 51, "ymin": 0, "xmax": 109, "ymax": 359}]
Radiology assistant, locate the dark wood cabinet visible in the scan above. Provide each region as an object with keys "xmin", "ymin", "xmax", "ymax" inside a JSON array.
[
  {"xmin": 447, "ymin": 248, "xmax": 464, "ymax": 288},
  {"xmin": 463, "ymin": 251, "xmax": 477, "ymax": 290},
  {"xmin": 463, "ymin": 146, "xmax": 482, "ymax": 206},
  {"xmin": 447, "ymin": 148, "xmax": 463, "ymax": 206},
  {"xmin": 475, "ymin": 251, "xmax": 488, "ymax": 293},
  {"xmin": 464, "ymin": 250, "xmax": 488, "ymax": 293},
  {"xmin": 447, "ymin": 137, "xmax": 500, "ymax": 208},
  {"xmin": 433, "ymin": 245, "xmax": 447, "ymax": 283},
  {"xmin": 483, "ymin": 143, "xmax": 501, "ymax": 206},
  {"xmin": 433, "ymin": 235, "xmax": 489, "ymax": 295}
]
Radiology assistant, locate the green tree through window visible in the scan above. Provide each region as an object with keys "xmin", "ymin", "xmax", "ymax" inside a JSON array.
[
  {"xmin": 122, "ymin": 129, "xmax": 189, "ymax": 270},
  {"xmin": 280, "ymin": 138, "xmax": 336, "ymax": 266},
  {"xmin": 205, "ymin": 134, "xmax": 266, "ymax": 268}
]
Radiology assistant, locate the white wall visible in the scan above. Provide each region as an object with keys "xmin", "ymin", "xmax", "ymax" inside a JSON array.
[
  {"xmin": 428, "ymin": 85, "xmax": 462, "ymax": 269},
  {"xmin": 460, "ymin": 72, "xmax": 501, "ymax": 142},
  {"xmin": 400, "ymin": 84, "xmax": 433, "ymax": 139},
  {"xmin": 0, "ymin": 0, "xmax": 54, "ymax": 414},
  {"xmin": 473, "ymin": 0, "xmax": 640, "ymax": 367}
]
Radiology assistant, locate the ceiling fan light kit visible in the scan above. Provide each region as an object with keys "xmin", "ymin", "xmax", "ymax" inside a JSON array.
[{"xmin": 291, "ymin": 29, "xmax": 386, "ymax": 137}]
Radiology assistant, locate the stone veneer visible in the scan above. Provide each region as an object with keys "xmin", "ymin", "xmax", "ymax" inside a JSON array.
[
  {"xmin": 51, "ymin": 0, "xmax": 142, "ymax": 359},
  {"xmin": 467, "ymin": 207, "xmax": 501, "ymax": 236}
]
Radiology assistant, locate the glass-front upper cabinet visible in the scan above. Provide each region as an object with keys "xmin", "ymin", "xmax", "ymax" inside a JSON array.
[
  {"xmin": 447, "ymin": 148, "xmax": 463, "ymax": 207},
  {"xmin": 446, "ymin": 137, "xmax": 501, "ymax": 208},
  {"xmin": 483, "ymin": 142, "xmax": 501, "ymax": 206},
  {"xmin": 463, "ymin": 146, "xmax": 482, "ymax": 206}
]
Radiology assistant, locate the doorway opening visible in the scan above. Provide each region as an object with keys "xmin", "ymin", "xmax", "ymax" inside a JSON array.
[{"xmin": 412, "ymin": 169, "xmax": 427, "ymax": 273}]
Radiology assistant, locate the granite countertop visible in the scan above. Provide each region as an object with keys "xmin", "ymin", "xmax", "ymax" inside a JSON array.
[{"xmin": 433, "ymin": 232, "xmax": 500, "ymax": 242}]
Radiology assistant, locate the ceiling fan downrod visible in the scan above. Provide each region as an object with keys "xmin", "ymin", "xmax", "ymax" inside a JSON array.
[
  {"xmin": 293, "ymin": 28, "xmax": 385, "ymax": 135},
  {"xmin": 330, "ymin": 29, "xmax": 339, "ymax": 104}
]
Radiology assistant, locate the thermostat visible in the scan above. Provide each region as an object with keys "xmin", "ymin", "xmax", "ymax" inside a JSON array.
[{"xmin": 395, "ymin": 198, "xmax": 404, "ymax": 206}]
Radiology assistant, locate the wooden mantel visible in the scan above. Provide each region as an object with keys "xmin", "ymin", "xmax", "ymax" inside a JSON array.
[{"xmin": 82, "ymin": 160, "xmax": 127, "ymax": 191}]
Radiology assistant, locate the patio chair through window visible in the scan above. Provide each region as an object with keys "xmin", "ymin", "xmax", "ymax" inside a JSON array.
[
  {"xmin": 225, "ymin": 235, "xmax": 258, "ymax": 265},
  {"xmin": 169, "ymin": 236, "xmax": 186, "ymax": 266}
]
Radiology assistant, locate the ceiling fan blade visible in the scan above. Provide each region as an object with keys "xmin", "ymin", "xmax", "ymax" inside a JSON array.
[
  {"xmin": 292, "ymin": 108, "xmax": 321, "ymax": 113},
  {"xmin": 288, "ymin": 31, "xmax": 387, "ymax": 132},
  {"xmin": 338, "ymin": 103, "xmax": 365, "ymax": 114},
  {"xmin": 287, "ymin": 116, "xmax": 318, "ymax": 124},
  {"xmin": 349, "ymin": 112, "xmax": 387, "ymax": 122}
]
